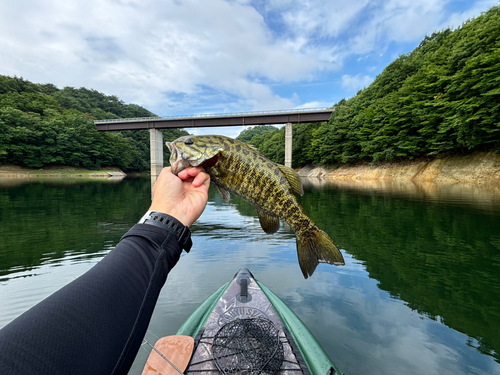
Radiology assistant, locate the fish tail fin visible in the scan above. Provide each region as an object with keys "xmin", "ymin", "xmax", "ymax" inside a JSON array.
[{"xmin": 296, "ymin": 227, "xmax": 345, "ymax": 279}]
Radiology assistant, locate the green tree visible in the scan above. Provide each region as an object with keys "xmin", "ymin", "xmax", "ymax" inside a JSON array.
[
  {"xmin": 308, "ymin": 6, "xmax": 500, "ymax": 165},
  {"xmin": 236, "ymin": 125, "xmax": 278, "ymax": 143},
  {"xmin": 0, "ymin": 74, "xmax": 178, "ymax": 171}
]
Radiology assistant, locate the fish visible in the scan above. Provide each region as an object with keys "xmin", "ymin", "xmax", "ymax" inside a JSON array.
[{"xmin": 166, "ymin": 135, "xmax": 345, "ymax": 278}]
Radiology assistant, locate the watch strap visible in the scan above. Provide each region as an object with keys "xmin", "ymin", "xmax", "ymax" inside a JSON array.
[{"xmin": 138, "ymin": 211, "xmax": 192, "ymax": 252}]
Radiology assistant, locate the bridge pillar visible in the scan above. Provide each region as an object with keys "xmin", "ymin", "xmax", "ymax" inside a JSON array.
[
  {"xmin": 285, "ymin": 122, "xmax": 292, "ymax": 168},
  {"xmin": 150, "ymin": 129, "xmax": 163, "ymax": 186}
]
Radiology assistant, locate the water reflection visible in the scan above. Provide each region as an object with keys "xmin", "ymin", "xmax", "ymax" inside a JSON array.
[
  {"xmin": 1, "ymin": 177, "xmax": 499, "ymax": 375},
  {"xmin": 301, "ymin": 177, "xmax": 500, "ymax": 212},
  {"xmin": 297, "ymin": 180, "xmax": 500, "ymax": 367},
  {"xmin": 0, "ymin": 178, "xmax": 151, "ymax": 280}
]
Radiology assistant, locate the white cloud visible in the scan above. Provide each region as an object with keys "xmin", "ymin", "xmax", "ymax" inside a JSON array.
[
  {"xmin": 264, "ymin": 0, "xmax": 499, "ymax": 60},
  {"xmin": 0, "ymin": 0, "xmax": 323, "ymax": 114},
  {"xmin": 341, "ymin": 74, "xmax": 374, "ymax": 92},
  {"xmin": 278, "ymin": 0, "xmax": 371, "ymax": 38},
  {"xmin": 440, "ymin": 0, "xmax": 499, "ymax": 29},
  {"xmin": 190, "ymin": 126, "xmax": 247, "ymax": 138},
  {"xmin": 296, "ymin": 100, "xmax": 332, "ymax": 109},
  {"xmin": 0, "ymin": 0, "xmax": 496, "ymax": 119}
]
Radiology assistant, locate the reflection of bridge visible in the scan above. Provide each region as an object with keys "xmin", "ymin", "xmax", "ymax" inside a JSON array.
[{"xmin": 94, "ymin": 108, "xmax": 333, "ymax": 177}]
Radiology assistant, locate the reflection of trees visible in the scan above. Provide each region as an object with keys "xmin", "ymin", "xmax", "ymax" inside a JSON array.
[
  {"xmin": 5, "ymin": 177, "xmax": 499, "ymax": 362},
  {"xmin": 207, "ymin": 184, "xmax": 259, "ymax": 218},
  {"xmin": 305, "ymin": 178, "xmax": 500, "ymax": 213},
  {"xmin": 0, "ymin": 178, "xmax": 152, "ymax": 279},
  {"xmin": 298, "ymin": 186, "xmax": 500, "ymax": 362},
  {"xmin": 203, "ymin": 185, "xmax": 296, "ymax": 239}
]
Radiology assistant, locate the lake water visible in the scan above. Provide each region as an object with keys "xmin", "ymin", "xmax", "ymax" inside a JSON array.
[{"xmin": 1, "ymin": 176, "xmax": 499, "ymax": 375}]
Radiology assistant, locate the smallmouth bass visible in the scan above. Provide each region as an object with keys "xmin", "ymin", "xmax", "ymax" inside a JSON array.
[{"xmin": 167, "ymin": 135, "xmax": 345, "ymax": 278}]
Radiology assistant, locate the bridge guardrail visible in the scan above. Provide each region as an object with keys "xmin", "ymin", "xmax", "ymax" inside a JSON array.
[{"xmin": 93, "ymin": 107, "xmax": 332, "ymax": 124}]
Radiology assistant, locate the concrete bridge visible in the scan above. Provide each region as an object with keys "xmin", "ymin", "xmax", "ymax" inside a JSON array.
[{"xmin": 94, "ymin": 107, "xmax": 333, "ymax": 178}]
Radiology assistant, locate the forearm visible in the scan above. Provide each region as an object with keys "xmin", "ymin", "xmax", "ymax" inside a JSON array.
[{"xmin": 0, "ymin": 224, "xmax": 181, "ymax": 375}]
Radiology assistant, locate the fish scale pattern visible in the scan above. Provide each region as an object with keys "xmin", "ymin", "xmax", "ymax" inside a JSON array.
[{"xmin": 167, "ymin": 135, "xmax": 345, "ymax": 278}]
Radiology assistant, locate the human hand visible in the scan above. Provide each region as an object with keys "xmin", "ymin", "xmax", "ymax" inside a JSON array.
[{"xmin": 149, "ymin": 166, "xmax": 210, "ymax": 227}]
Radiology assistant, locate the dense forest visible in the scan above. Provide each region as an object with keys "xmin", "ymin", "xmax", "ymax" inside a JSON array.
[
  {"xmin": 1, "ymin": 6, "xmax": 498, "ymax": 171},
  {"xmin": 241, "ymin": 6, "xmax": 500, "ymax": 168},
  {"xmin": 0, "ymin": 76, "xmax": 187, "ymax": 171}
]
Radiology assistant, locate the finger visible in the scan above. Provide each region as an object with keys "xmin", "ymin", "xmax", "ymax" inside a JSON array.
[
  {"xmin": 178, "ymin": 166, "xmax": 205, "ymax": 180},
  {"xmin": 186, "ymin": 166, "xmax": 206, "ymax": 177},
  {"xmin": 192, "ymin": 171, "xmax": 210, "ymax": 187}
]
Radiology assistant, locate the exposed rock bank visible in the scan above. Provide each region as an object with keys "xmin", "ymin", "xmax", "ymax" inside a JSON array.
[
  {"xmin": 0, "ymin": 165, "xmax": 127, "ymax": 179},
  {"xmin": 298, "ymin": 152, "xmax": 500, "ymax": 185}
]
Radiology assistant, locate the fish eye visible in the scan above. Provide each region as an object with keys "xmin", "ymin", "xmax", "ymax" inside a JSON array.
[{"xmin": 184, "ymin": 139, "xmax": 194, "ymax": 145}]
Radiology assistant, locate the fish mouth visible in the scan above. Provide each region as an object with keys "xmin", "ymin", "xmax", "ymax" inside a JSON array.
[{"xmin": 166, "ymin": 142, "xmax": 190, "ymax": 175}]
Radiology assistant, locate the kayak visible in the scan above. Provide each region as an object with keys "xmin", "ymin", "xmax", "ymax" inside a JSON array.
[{"xmin": 142, "ymin": 268, "xmax": 341, "ymax": 375}]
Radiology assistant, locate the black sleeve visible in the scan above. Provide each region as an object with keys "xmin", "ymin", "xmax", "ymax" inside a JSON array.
[{"xmin": 0, "ymin": 224, "xmax": 182, "ymax": 375}]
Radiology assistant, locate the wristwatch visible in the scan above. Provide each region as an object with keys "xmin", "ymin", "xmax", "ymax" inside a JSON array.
[{"xmin": 138, "ymin": 211, "xmax": 192, "ymax": 252}]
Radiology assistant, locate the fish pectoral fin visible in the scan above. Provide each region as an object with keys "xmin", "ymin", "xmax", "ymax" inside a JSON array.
[
  {"xmin": 277, "ymin": 164, "xmax": 304, "ymax": 196},
  {"xmin": 216, "ymin": 184, "xmax": 231, "ymax": 204},
  {"xmin": 256, "ymin": 208, "xmax": 281, "ymax": 234}
]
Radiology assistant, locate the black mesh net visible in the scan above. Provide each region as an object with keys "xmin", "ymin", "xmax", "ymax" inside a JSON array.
[{"xmin": 212, "ymin": 318, "xmax": 284, "ymax": 375}]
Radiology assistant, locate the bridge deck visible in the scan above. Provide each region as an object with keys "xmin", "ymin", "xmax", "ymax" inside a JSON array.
[{"xmin": 94, "ymin": 108, "xmax": 333, "ymax": 131}]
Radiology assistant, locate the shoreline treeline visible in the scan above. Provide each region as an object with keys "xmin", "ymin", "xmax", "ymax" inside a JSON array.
[{"xmin": 0, "ymin": 77, "xmax": 186, "ymax": 171}]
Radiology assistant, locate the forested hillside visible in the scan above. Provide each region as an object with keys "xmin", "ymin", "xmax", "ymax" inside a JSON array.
[
  {"xmin": 236, "ymin": 125, "xmax": 277, "ymax": 143},
  {"xmin": 0, "ymin": 76, "xmax": 187, "ymax": 171},
  {"xmin": 245, "ymin": 6, "xmax": 500, "ymax": 168},
  {"xmin": 2, "ymin": 6, "xmax": 498, "ymax": 172}
]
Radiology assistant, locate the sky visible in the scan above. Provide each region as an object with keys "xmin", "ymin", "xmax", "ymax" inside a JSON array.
[{"xmin": 0, "ymin": 0, "xmax": 498, "ymax": 138}]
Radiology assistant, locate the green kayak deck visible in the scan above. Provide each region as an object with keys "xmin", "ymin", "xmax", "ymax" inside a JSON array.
[{"xmin": 176, "ymin": 268, "xmax": 341, "ymax": 375}]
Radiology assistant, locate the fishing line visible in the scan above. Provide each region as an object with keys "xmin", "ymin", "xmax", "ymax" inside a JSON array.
[
  {"xmin": 146, "ymin": 329, "xmax": 161, "ymax": 340},
  {"xmin": 142, "ymin": 338, "xmax": 184, "ymax": 375}
]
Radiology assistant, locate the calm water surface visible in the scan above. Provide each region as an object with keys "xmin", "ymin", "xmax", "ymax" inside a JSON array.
[{"xmin": 0, "ymin": 177, "xmax": 499, "ymax": 375}]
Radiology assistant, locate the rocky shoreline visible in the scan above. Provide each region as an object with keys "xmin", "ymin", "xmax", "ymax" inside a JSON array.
[
  {"xmin": 0, "ymin": 165, "xmax": 127, "ymax": 179},
  {"xmin": 2, "ymin": 152, "xmax": 499, "ymax": 185},
  {"xmin": 298, "ymin": 152, "xmax": 500, "ymax": 185}
]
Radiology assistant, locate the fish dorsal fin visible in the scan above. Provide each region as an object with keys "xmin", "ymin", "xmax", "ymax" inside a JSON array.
[
  {"xmin": 256, "ymin": 208, "xmax": 281, "ymax": 234},
  {"xmin": 277, "ymin": 164, "xmax": 304, "ymax": 196},
  {"xmin": 216, "ymin": 184, "xmax": 231, "ymax": 204}
]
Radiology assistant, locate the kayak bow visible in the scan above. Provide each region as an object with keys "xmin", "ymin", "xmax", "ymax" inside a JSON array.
[{"xmin": 144, "ymin": 268, "xmax": 341, "ymax": 375}]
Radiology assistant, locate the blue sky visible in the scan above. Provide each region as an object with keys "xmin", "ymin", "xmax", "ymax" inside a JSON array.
[{"xmin": 0, "ymin": 0, "xmax": 498, "ymax": 137}]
